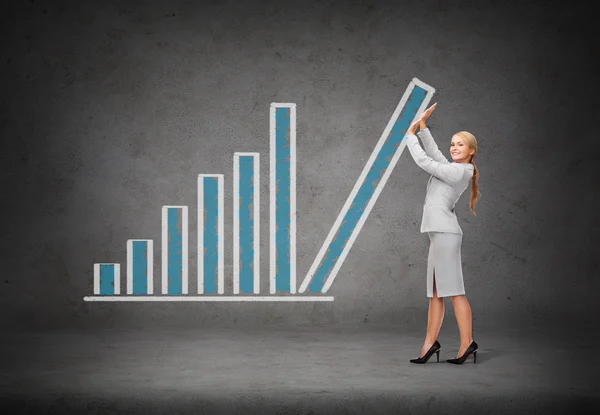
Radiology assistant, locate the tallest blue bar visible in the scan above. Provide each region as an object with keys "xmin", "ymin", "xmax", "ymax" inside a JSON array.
[{"xmin": 304, "ymin": 83, "xmax": 430, "ymax": 293}]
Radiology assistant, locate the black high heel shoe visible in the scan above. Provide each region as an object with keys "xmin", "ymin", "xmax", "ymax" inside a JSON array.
[
  {"xmin": 446, "ymin": 341, "xmax": 478, "ymax": 364},
  {"xmin": 410, "ymin": 340, "xmax": 441, "ymax": 364}
]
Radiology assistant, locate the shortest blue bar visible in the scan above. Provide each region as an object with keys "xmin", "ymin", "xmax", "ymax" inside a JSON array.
[{"xmin": 95, "ymin": 263, "xmax": 120, "ymax": 295}]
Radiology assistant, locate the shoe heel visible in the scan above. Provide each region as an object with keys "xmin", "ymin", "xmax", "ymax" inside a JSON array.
[
  {"xmin": 473, "ymin": 351, "xmax": 477, "ymax": 364},
  {"xmin": 436, "ymin": 350, "xmax": 440, "ymax": 363}
]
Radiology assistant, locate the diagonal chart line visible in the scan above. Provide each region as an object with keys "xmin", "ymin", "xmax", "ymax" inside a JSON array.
[{"xmin": 298, "ymin": 77, "xmax": 436, "ymax": 294}]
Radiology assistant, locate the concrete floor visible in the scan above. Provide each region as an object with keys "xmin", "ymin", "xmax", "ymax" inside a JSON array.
[{"xmin": 1, "ymin": 324, "xmax": 597, "ymax": 414}]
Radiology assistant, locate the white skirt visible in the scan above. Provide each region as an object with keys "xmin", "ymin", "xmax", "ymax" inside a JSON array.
[{"xmin": 426, "ymin": 232, "xmax": 466, "ymax": 298}]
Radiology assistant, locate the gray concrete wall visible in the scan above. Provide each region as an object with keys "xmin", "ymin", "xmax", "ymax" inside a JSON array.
[{"xmin": 1, "ymin": 0, "xmax": 598, "ymax": 330}]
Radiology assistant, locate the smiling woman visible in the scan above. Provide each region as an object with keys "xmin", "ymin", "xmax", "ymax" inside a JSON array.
[{"xmin": 403, "ymin": 103, "xmax": 481, "ymax": 365}]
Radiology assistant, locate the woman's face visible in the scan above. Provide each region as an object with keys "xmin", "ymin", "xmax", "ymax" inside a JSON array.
[{"xmin": 450, "ymin": 135, "xmax": 474, "ymax": 163}]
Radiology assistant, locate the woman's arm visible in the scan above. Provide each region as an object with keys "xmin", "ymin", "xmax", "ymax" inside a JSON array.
[
  {"xmin": 417, "ymin": 128, "xmax": 450, "ymax": 164},
  {"xmin": 408, "ymin": 102, "xmax": 449, "ymax": 163},
  {"xmin": 404, "ymin": 133, "xmax": 466, "ymax": 184},
  {"xmin": 405, "ymin": 103, "xmax": 467, "ymax": 184}
]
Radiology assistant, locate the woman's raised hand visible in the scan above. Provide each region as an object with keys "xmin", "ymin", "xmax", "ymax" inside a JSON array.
[
  {"xmin": 408, "ymin": 118, "xmax": 421, "ymax": 134},
  {"xmin": 419, "ymin": 102, "xmax": 437, "ymax": 129},
  {"xmin": 407, "ymin": 102, "xmax": 437, "ymax": 134}
]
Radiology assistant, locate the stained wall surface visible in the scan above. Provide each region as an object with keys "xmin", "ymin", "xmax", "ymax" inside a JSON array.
[{"xmin": 1, "ymin": 0, "xmax": 598, "ymax": 331}]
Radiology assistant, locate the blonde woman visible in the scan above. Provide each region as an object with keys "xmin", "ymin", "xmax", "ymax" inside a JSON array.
[{"xmin": 403, "ymin": 103, "xmax": 481, "ymax": 364}]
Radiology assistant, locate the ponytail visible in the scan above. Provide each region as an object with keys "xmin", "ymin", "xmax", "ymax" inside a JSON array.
[{"xmin": 469, "ymin": 161, "xmax": 480, "ymax": 216}]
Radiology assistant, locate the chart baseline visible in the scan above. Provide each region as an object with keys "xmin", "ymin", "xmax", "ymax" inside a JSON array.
[{"xmin": 83, "ymin": 296, "xmax": 334, "ymax": 302}]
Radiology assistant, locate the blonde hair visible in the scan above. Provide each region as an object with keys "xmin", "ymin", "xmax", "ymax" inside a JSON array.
[{"xmin": 454, "ymin": 131, "xmax": 480, "ymax": 216}]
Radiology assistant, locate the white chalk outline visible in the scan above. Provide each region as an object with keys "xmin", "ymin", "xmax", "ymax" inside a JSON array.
[
  {"xmin": 198, "ymin": 175, "xmax": 225, "ymax": 294},
  {"xmin": 233, "ymin": 153, "xmax": 260, "ymax": 294},
  {"xmin": 270, "ymin": 103, "xmax": 297, "ymax": 295},
  {"xmin": 299, "ymin": 77, "xmax": 435, "ymax": 293},
  {"xmin": 126, "ymin": 239, "xmax": 153, "ymax": 295},
  {"xmin": 93, "ymin": 263, "xmax": 120, "ymax": 295},
  {"xmin": 161, "ymin": 206, "xmax": 188, "ymax": 294}
]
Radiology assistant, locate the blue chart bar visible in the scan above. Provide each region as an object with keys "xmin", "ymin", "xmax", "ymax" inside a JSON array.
[
  {"xmin": 270, "ymin": 103, "xmax": 296, "ymax": 294},
  {"xmin": 234, "ymin": 153, "xmax": 260, "ymax": 294},
  {"xmin": 94, "ymin": 263, "xmax": 120, "ymax": 295},
  {"xmin": 198, "ymin": 175, "xmax": 224, "ymax": 294},
  {"xmin": 127, "ymin": 239, "xmax": 153, "ymax": 295},
  {"xmin": 299, "ymin": 78, "xmax": 435, "ymax": 293},
  {"xmin": 162, "ymin": 206, "xmax": 188, "ymax": 295}
]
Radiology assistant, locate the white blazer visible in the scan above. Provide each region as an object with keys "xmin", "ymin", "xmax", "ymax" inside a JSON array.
[{"xmin": 404, "ymin": 128, "xmax": 474, "ymax": 235}]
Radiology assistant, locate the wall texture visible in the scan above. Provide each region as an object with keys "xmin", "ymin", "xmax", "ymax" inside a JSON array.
[{"xmin": 1, "ymin": 0, "xmax": 598, "ymax": 330}]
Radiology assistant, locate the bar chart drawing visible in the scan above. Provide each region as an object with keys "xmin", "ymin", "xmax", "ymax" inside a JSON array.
[{"xmin": 84, "ymin": 77, "xmax": 435, "ymax": 302}]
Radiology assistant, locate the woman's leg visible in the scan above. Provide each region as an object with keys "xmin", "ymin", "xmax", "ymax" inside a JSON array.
[
  {"xmin": 420, "ymin": 271, "xmax": 444, "ymax": 357},
  {"xmin": 450, "ymin": 295, "xmax": 474, "ymax": 357}
]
